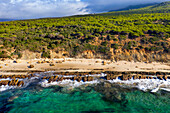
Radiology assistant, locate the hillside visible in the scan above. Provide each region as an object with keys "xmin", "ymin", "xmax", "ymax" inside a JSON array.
[
  {"xmin": 98, "ymin": 1, "xmax": 170, "ymax": 16},
  {"xmin": 109, "ymin": 3, "xmax": 158, "ymax": 12},
  {"xmin": 0, "ymin": 19, "xmax": 15, "ymax": 22},
  {"xmin": 0, "ymin": 2, "xmax": 169, "ymax": 62}
]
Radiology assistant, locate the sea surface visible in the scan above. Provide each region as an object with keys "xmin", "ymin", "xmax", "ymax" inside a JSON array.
[{"xmin": 0, "ymin": 82, "xmax": 169, "ymax": 113}]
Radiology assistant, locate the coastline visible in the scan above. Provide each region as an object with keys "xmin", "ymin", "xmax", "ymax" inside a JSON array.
[
  {"xmin": 0, "ymin": 58, "xmax": 169, "ymax": 75},
  {"xmin": 0, "ymin": 58, "xmax": 169, "ymax": 92}
]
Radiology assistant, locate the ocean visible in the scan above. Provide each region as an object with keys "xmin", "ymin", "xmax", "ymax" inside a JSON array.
[{"xmin": 0, "ymin": 81, "xmax": 169, "ymax": 113}]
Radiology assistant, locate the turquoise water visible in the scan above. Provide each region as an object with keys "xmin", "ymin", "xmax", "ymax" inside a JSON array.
[{"xmin": 0, "ymin": 85, "xmax": 170, "ymax": 113}]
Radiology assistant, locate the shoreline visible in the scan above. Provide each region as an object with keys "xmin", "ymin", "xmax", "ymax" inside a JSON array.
[
  {"xmin": 0, "ymin": 58, "xmax": 169, "ymax": 92},
  {"xmin": 0, "ymin": 72, "xmax": 170, "ymax": 92},
  {"xmin": 0, "ymin": 58, "xmax": 169, "ymax": 75}
]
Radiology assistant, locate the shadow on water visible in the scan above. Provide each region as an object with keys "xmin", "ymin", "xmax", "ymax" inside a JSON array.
[
  {"xmin": 82, "ymin": 108, "xmax": 115, "ymax": 113},
  {"xmin": 0, "ymin": 90, "xmax": 18, "ymax": 113},
  {"xmin": 24, "ymin": 79, "xmax": 43, "ymax": 91},
  {"xmin": 0, "ymin": 101, "xmax": 14, "ymax": 113},
  {"xmin": 51, "ymin": 86, "xmax": 63, "ymax": 93},
  {"xmin": 94, "ymin": 82, "xmax": 129, "ymax": 102}
]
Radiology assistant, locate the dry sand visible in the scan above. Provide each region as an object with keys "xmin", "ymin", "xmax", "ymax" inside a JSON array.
[{"xmin": 0, "ymin": 58, "xmax": 169, "ymax": 75}]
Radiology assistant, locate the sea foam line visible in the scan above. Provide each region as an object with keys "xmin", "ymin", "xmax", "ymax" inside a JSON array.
[{"xmin": 39, "ymin": 77, "xmax": 170, "ymax": 92}]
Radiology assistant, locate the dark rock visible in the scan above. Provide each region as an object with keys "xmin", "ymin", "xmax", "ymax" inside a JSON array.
[
  {"xmin": 87, "ymin": 76, "xmax": 94, "ymax": 81},
  {"xmin": 50, "ymin": 64, "xmax": 55, "ymax": 66},
  {"xmin": 157, "ymin": 75, "xmax": 164, "ymax": 80},
  {"xmin": 29, "ymin": 65, "xmax": 34, "ymax": 68},
  {"xmin": 163, "ymin": 75, "xmax": 167, "ymax": 80},
  {"xmin": 94, "ymin": 82, "xmax": 128, "ymax": 103},
  {"xmin": 0, "ymin": 80, "xmax": 9, "ymax": 86},
  {"xmin": 83, "ymin": 77, "xmax": 87, "ymax": 82},
  {"xmin": 17, "ymin": 81, "xmax": 24, "ymax": 86}
]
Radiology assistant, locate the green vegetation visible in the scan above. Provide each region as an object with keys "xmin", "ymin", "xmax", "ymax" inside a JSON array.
[{"xmin": 0, "ymin": 2, "xmax": 169, "ymax": 59}]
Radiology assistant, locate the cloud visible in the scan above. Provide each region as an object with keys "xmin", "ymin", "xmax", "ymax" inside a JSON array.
[
  {"xmin": 0, "ymin": 0, "xmax": 169, "ymax": 19},
  {"xmin": 0, "ymin": 0, "xmax": 88, "ymax": 19}
]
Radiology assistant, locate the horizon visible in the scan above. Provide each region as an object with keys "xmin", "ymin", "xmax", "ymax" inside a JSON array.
[{"xmin": 0, "ymin": 0, "xmax": 169, "ymax": 20}]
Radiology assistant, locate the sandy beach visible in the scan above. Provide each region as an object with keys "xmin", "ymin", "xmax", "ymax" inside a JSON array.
[
  {"xmin": 0, "ymin": 58, "xmax": 169, "ymax": 75},
  {"xmin": 0, "ymin": 58, "xmax": 169, "ymax": 92}
]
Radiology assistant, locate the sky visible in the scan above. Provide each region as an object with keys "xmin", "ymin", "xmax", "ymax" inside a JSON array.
[{"xmin": 0, "ymin": 0, "xmax": 169, "ymax": 19}]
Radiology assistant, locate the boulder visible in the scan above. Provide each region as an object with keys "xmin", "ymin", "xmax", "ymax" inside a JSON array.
[
  {"xmin": 163, "ymin": 75, "xmax": 167, "ymax": 80},
  {"xmin": 120, "ymin": 75, "xmax": 129, "ymax": 81},
  {"xmin": 29, "ymin": 65, "xmax": 34, "ymax": 68},
  {"xmin": 14, "ymin": 60, "xmax": 21, "ymax": 63},
  {"xmin": 87, "ymin": 76, "xmax": 94, "ymax": 81},
  {"xmin": 37, "ymin": 61, "xmax": 41, "ymax": 64},
  {"xmin": 106, "ymin": 75, "xmax": 110, "ymax": 80},
  {"xmin": 0, "ymin": 80, "xmax": 9, "ymax": 86},
  {"xmin": 73, "ymin": 76, "xmax": 77, "ymax": 81},
  {"xmin": 42, "ymin": 77, "xmax": 48, "ymax": 79},
  {"xmin": 50, "ymin": 63, "xmax": 55, "ymax": 66},
  {"xmin": 56, "ymin": 61, "xmax": 62, "ymax": 63},
  {"xmin": 77, "ymin": 76, "xmax": 82, "ymax": 82},
  {"xmin": 95, "ymin": 61, "xmax": 101, "ymax": 63},
  {"xmin": 17, "ymin": 81, "xmax": 24, "ymax": 86},
  {"xmin": 8, "ymin": 80, "xmax": 13, "ymax": 86},
  {"xmin": 14, "ymin": 79, "xmax": 19, "ymax": 86},
  {"xmin": 83, "ymin": 77, "xmax": 87, "ymax": 82},
  {"xmin": 157, "ymin": 75, "xmax": 164, "ymax": 80},
  {"xmin": 102, "ymin": 61, "xmax": 107, "ymax": 65}
]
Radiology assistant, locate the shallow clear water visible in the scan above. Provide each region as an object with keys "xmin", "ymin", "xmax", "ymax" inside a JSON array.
[{"xmin": 0, "ymin": 85, "xmax": 169, "ymax": 113}]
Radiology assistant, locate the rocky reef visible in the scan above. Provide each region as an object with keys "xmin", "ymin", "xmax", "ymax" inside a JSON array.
[
  {"xmin": 0, "ymin": 71, "xmax": 170, "ymax": 92},
  {"xmin": 0, "ymin": 79, "xmax": 24, "ymax": 87}
]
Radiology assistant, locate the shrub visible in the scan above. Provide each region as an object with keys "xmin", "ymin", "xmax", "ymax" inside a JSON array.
[
  {"xmin": 42, "ymin": 50, "xmax": 51, "ymax": 58},
  {"xmin": 101, "ymin": 41, "xmax": 108, "ymax": 47},
  {"xmin": 111, "ymin": 44, "xmax": 119, "ymax": 49}
]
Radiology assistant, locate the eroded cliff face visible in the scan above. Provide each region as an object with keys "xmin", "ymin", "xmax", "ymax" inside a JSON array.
[
  {"xmin": 4, "ymin": 48, "xmax": 169, "ymax": 63},
  {"xmin": 76, "ymin": 49, "xmax": 169, "ymax": 63},
  {"xmin": 19, "ymin": 49, "xmax": 69, "ymax": 60},
  {"xmin": 21, "ymin": 50, "xmax": 41, "ymax": 60},
  {"xmin": 111, "ymin": 49, "xmax": 169, "ymax": 63}
]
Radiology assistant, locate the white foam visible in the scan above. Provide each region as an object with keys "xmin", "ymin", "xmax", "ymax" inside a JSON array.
[
  {"xmin": 109, "ymin": 78, "xmax": 170, "ymax": 92},
  {"xmin": 0, "ymin": 76, "xmax": 40, "ymax": 92},
  {"xmin": 86, "ymin": 73, "xmax": 107, "ymax": 77},
  {"xmin": 160, "ymin": 88, "xmax": 170, "ymax": 92},
  {"xmin": 0, "ymin": 78, "xmax": 11, "ymax": 81},
  {"xmin": 0, "ymin": 85, "xmax": 18, "ymax": 92},
  {"xmin": 40, "ymin": 79, "xmax": 99, "ymax": 88}
]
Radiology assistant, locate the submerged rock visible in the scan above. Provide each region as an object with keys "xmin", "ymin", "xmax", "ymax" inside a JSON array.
[
  {"xmin": 8, "ymin": 96, "xmax": 18, "ymax": 102},
  {"xmin": 94, "ymin": 82, "xmax": 128, "ymax": 103}
]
